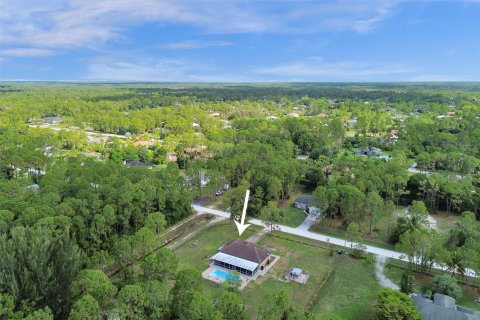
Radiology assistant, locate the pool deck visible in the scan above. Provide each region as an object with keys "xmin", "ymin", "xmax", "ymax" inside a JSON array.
[{"xmin": 202, "ymin": 254, "xmax": 280, "ymax": 290}]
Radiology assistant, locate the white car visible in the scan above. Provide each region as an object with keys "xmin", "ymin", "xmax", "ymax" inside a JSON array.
[{"xmin": 215, "ymin": 190, "xmax": 224, "ymax": 196}]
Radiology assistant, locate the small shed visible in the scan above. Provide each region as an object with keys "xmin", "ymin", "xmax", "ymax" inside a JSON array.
[
  {"xmin": 290, "ymin": 268, "xmax": 303, "ymax": 278},
  {"xmin": 287, "ymin": 267, "xmax": 309, "ymax": 284}
]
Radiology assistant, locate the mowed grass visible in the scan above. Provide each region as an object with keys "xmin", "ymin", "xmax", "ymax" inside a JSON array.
[
  {"xmin": 313, "ymin": 256, "xmax": 382, "ymax": 320},
  {"xmin": 309, "ymin": 223, "xmax": 397, "ymax": 251},
  {"xmin": 242, "ymin": 234, "xmax": 335, "ymax": 311},
  {"xmin": 281, "ymin": 204, "xmax": 307, "ymax": 227},
  {"xmin": 174, "ymin": 220, "xmax": 254, "ymax": 272},
  {"xmin": 174, "ymin": 221, "xmax": 337, "ymax": 316}
]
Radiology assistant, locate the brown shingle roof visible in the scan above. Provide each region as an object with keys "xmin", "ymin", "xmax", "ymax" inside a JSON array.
[{"xmin": 220, "ymin": 239, "xmax": 271, "ymax": 264}]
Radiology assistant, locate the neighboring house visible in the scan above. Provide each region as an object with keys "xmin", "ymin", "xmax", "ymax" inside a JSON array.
[
  {"xmin": 211, "ymin": 239, "xmax": 272, "ymax": 276},
  {"xmin": 27, "ymin": 184, "xmax": 40, "ymax": 192},
  {"xmin": 412, "ymin": 293, "xmax": 480, "ymax": 320},
  {"xmin": 132, "ymin": 140, "xmax": 153, "ymax": 147},
  {"xmin": 42, "ymin": 116, "xmax": 62, "ymax": 124},
  {"xmin": 167, "ymin": 151, "xmax": 178, "ymax": 163},
  {"xmin": 294, "ymin": 195, "xmax": 319, "ymax": 215},
  {"xmin": 27, "ymin": 168, "xmax": 46, "ymax": 175},
  {"xmin": 390, "ymin": 129, "xmax": 399, "ymax": 140},
  {"xmin": 124, "ymin": 160, "xmax": 154, "ymax": 168},
  {"xmin": 356, "ymin": 146, "xmax": 382, "ymax": 158}
]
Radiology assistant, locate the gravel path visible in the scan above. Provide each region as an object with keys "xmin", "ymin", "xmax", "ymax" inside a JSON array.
[{"xmin": 375, "ymin": 255, "xmax": 399, "ymax": 289}]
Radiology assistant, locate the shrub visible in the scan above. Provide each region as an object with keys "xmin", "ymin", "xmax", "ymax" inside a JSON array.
[
  {"xmin": 377, "ymin": 288, "xmax": 422, "ymax": 320},
  {"xmin": 429, "ymin": 274, "xmax": 462, "ymax": 299},
  {"xmin": 400, "ymin": 271, "xmax": 415, "ymax": 294}
]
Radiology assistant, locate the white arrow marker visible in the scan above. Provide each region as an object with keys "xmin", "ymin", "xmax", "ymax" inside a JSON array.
[{"xmin": 234, "ymin": 189, "xmax": 251, "ymax": 236}]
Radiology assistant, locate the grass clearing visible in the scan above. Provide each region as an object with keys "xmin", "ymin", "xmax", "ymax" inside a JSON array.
[
  {"xmin": 313, "ymin": 256, "xmax": 382, "ymax": 320},
  {"xmin": 281, "ymin": 205, "xmax": 306, "ymax": 228},
  {"xmin": 309, "ymin": 223, "xmax": 397, "ymax": 251}
]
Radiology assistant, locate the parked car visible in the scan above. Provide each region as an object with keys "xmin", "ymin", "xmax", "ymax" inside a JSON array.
[{"xmin": 215, "ymin": 190, "xmax": 224, "ymax": 196}]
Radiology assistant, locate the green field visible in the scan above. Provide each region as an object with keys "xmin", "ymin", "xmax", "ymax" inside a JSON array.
[
  {"xmin": 313, "ymin": 256, "xmax": 382, "ymax": 319},
  {"xmin": 280, "ymin": 204, "xmax": 307, "ymax": 227}
]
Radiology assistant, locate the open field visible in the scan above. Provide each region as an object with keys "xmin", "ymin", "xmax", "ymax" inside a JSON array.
[{"xmin": 313, "ymin": 256, "xmax": 382, "ymax": 320}]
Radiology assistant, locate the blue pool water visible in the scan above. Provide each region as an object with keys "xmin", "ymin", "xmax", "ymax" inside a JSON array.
[{"xmin": 210, "ymin": 269, "xmax": 233, "ymax": 280}]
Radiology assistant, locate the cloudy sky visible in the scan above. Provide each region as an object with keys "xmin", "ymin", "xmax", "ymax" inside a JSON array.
[{"xmin": 0, "ymin": 0, "xmax": 479, "ymax": 81}]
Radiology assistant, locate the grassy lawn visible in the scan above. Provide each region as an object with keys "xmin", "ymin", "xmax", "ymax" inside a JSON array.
[
  {"xmin": 313, "ymin": 256, "xmax": 382, "ymax": 320},
  {"xmin": 281, "ymin": 204, "xmax": 307, "ymax": 228},
  {"xmin": 174, "ymin": 221, "xmax": 337, "ymax": 317},
  {"xmin": 174, "ymin": 220, "xmax": 254, "ymax": 272},
  {"xmin": 309, "ymin": 223, "xmax": 397, "ymax": 251},
  {"xmin": 244, "ymin": 233, "xmax": 335, "ymax": 311},
  {"xmin": 430, "ymin": 210, "xmax": 460, "ymax": 234}
]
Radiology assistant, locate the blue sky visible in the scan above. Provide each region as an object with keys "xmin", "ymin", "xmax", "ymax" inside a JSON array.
[{"xmin": 0, "ymin": 0, "xmax": 479, "ymax": 82}]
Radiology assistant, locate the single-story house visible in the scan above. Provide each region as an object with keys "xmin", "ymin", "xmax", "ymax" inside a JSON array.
[
  {"xmin": 356, "ymin": 146, "xmax": 382, "ymax": 158},
  {"xmin": 27, "ymin": 184, "xmax": 40, "ymax": 192},
  {"xmin": 42, "ymin": 116, "xmax": 62, "ymax": 124},
  {"xmin": 294, "ymin": 195, "xmax": 319, "ymax": 215},
  {"xmin": 167, "ymin": 152, "xmax": 178, "ymax": 163},
  {"xmin": 211, "ymin": 239, "xmax": 271, "ymax": 276},
  {"xmin": 412, "ymin": 293, "xmax": 480, "ymax": 320}
]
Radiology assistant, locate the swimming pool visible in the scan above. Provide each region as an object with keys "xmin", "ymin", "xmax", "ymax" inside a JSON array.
[{"xmin": 210, "ymin": 268, "xmax": 234, "ymax": 281}]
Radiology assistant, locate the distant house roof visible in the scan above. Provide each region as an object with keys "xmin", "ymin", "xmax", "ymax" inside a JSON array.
[
  {"xmin": 125, "ymin": 160, "xmax": 154, "ymax": 167},
  {"xmin": 132, "ymin": 140, "xmax": 152, "ymax": 147},
  {"xmin": 412, "ymin": 294, "xmax": 480, "ymax": 320},
  {"xmin": 219, "ymin": 239, "xmax": 271, "ymax": 264},
  {"xmin": 356, "ymin": 146, "xmax": 382, "ymax": 156},
  {"xmin": 295, "ymin": 195, "xmax": 315, "ymax": 206},
  {"xmin": 27, "ymin": 184, "xmax": 40, "ymax": 192},
  {"xmin": 42, "ymin": 116, "xmax": 62, "ymax": 123}
]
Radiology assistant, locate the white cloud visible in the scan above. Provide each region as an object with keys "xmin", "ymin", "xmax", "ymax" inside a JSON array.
[
  {"xmin": 85, "ymin": 56, "xmax": 249, "ymax": 82},
  {"xmin": 1, "ymin": 48, "xmax": 56, "ymax": 57},
  {"xmin": 165, "ymin": 40, "xmax": 234, "ymax": 50},
  {"xmin": 0, "ymin": 0, "xmax": 400, "ymax": 50},
  {"xmin": 256, "ymin": 59, "xmax": 417, "ymax": 81},
  {"xmin": 353, "ymin": 3, "xmax": 396, "ymax": 33}
]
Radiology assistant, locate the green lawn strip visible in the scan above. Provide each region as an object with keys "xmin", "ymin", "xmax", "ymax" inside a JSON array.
[{"xmin": 313, "ymin": 256, "xmax": 382, "ymax": 320}]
